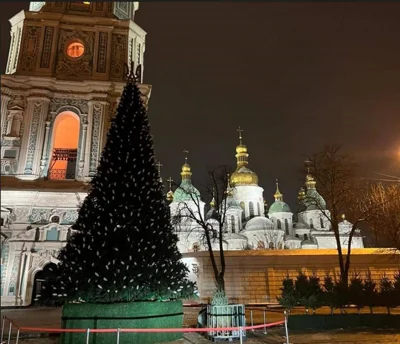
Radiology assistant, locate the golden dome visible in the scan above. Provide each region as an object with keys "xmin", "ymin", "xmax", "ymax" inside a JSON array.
[
  {"xmin": 182, "ymin": 163, "xmax": 191, "ymax": 173},
  {"xmin": 181, "ymin": 162, "xmax": 192, "ymax": 180},
  {"xmin": 274, "ymin": 179, "xmax": 283, "ymax": 201},
  {"xmin": 305, "ymin": 173, "xmax": 316, "ymax": 189},
  {"xmin": 210, "ymin": 197, "xmax": 216, "ymax": 208},
  {"xmin": 230, "ymin": 127, "xmax": 258, "ymax": 186},
  {"xmin": 166, "ymin": 190, "xmax": 174, "ymax": 202},
  {"xmin": 236, "ymin": 144, "xmax": 248, "ymax": 154},
  {"xmin": 298, "ymin": 187, "xmax": 306, "ymax": 201},
  {"xmin": 230, "ymin": 166, "xmax": 259, "ymax": 186}
]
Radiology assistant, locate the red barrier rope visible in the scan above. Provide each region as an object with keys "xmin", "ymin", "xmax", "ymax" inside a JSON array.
[{"xmin": 17, "ymin": 320, "xmax": 285, "ymax": 334}]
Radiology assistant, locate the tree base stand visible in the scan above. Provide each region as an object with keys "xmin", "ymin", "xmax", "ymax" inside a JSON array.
[{"xmin": 61, "ymin": 300, "xmax": 183, "ymax": 344}]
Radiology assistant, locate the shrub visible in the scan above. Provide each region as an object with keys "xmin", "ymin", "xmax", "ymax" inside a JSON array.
[
  {"xmin": 322, "ymin": 275, "xmax": 336, "ymax": 315},
  {"xmin": 363, "ymin": 271, "xmax": 378, "ymax": 314},
  {"xmin": 277, "ymin": 275, "xmax": 297, "ymax": 314},
  {"xmin": 393, "ymin": 271, "xmax": 400, "ymax": 308},
  {"xmin": 308, "ymin": 273, "xmax": 323, "ymax": 314},
  {"xmin": 349, "ymin": 273, "xmax": 364, "ymax": 314},
  {"xmin": 379, "ymin": 274, "xmax": 395, "ymax": 315},
  {"xmin": 295, "ymin": 271, "xmax": 312, "ymax": 314}
]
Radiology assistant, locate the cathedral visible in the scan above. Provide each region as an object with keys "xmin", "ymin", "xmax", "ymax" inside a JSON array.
[
  {"xmin": 0, "ymin": 2, "xmax": 363, "ymax": 308},
  {"xmin": 168, "ymin": 132, "xmax": 364, "ymax": 253}
]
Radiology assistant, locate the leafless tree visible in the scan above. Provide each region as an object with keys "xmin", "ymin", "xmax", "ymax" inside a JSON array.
[
  {"xmin": 171, "ymin": 166, "xmax": 232, "ymax": 293},
  {"xmin": 366, "ymin": 182, "xmax": 400, "ymax": 258},
  {"xmin": 260, "ymin": 229, "xmax": 285, "ymax": 250},
  {"xmin": 305, "ymin": 145, "xmax": 390, "ymax": 285}
]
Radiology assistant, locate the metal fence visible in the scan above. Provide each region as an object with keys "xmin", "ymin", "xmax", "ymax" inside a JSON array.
[
  {"xmin": 206, "ymin": 304, "xmax": 245, "ymax": 341},
  {"xmin": 1, "ymin": 314, "xmax": 289, "ymax": 344}
]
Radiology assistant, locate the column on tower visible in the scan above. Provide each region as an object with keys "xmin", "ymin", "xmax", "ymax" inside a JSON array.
[{"xmin": 18, "ymin": 96, "xmax": 50, "ymax": 179}]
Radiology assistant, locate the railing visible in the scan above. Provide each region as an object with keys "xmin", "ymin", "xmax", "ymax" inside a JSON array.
[
  {"xmin": 1, "ymin": 316, "xmax": 19, "ymax": 344},
  {"xmin": 48, "ymin": 169, "xmax": 75, "ymax": 180},
  {"xmin": 247, "ymin": 306, "xmax": 286, "ymax": 335},
  {"xmin": 1, "ymin": 314, "xmax": 289, "ymax": 344}
]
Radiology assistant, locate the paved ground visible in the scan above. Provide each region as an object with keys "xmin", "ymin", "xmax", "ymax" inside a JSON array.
[{"xmin": 2, "ymin": 307, "xmax": 399, "ymax": 343}]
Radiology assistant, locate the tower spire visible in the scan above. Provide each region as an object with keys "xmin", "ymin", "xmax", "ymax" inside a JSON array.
[
  {"xmin": 274, "ymin": 178, "xmax": 283, "ymax": 201},
  {"xmin": 237, "ymin": 126, "xmax": 243, "ymax": 145},
  {"xmin": 210, "ymin": 187, "xmax": 216, "ymax": 208},
  {"xmin": 235, "ymin": 126, "xmax": 249, "ymax": 167},
  {"xmin": 304, "ymin": 157, "xmax": 316, "ymax": 189},
  {"xmin": 166, "ymin": 177, "xmax": 174, "ymax": 202},
  {"xmin": 156, "ymin": 161, "xmax": 163, "ymax": 183},
  {"xmin": 181, "ymin": 149, "xmax": 192, "ymax": 181}
]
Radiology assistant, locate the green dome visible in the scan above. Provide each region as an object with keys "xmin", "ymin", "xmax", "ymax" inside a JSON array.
[
  {"xmin": 173, "ymin": 180, "xmax": 201, "ymax": 202},
  {"xmin": 268, "ymin": 201, "xmax": 291, "ymax": 214},
  {"xmin": 303, "ymin": 189, "xmax": 326, "ymax": 211}
]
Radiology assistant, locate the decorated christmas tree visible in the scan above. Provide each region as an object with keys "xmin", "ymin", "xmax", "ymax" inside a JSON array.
[{"xmin": 48, "ymin": 67, "xmax": 196, "ymax": 305}]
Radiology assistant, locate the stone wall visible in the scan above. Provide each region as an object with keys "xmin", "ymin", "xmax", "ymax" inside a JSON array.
[{"xmin": 183, "ymin": 249, "xmax": 399, "ymax": 304}]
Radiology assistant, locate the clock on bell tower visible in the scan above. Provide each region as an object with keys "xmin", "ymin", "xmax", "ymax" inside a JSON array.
[{"xmin": 6, "ymin": 1, "xmax": 145, "ymax": 82}]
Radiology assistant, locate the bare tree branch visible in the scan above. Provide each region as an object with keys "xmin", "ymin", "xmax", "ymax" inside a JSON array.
[{"xmin": 170, "ymin": 165, "xmax": 232, "ymax": 292}]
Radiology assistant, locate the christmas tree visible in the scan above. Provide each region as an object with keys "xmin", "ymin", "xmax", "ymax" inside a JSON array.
[{"xmin": 48, "ymin": 67, "xmax": 196, "ymax": 304}]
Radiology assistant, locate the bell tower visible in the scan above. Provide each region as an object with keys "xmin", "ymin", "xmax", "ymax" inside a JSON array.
[{"xmin": 1, "ymin": 1, "xmax": 151, "ymax": 181}]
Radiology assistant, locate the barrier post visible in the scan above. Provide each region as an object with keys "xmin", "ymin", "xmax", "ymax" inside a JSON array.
[
  {"xmin": 263, "ymin": 309, "xmax": 267, "ymax": 334},
  {"xmin": 239, "ymin": 326, "xmax": 243, "ymax": 344},
  {"xmin": 85, "ymin": 328, "xmax": 90, "ymax": 344},
  {"xmin": 15, "ymin": 329, "xmax": 20, "ymax": 344},
  {"xmin": 250, "ymin": 309, "xmax": 254, "ymax": 331},
  {"xmin": 284, "ymin": 311, "xmax": 290, "ymax": 344},
  {"xmin": 116, "ymin": 328, "xmax": 120, "ymax": 344},
  {"xmin": 1, "ymin": 316, "xmax": 5, "ymax": 342},
  {"xmin": 7, "ymin": 321, "xmax": 12, "ymax": 344}
]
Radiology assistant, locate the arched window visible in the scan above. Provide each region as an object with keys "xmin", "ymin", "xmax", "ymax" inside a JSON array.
[
  {"xmin": 240, "ymin": 202, "xmax": 245, "ymax": 220},
  {"xmin": 295, "ymin": 234, "xmax": 299, "ymax": 238},
  {"xmin": 285, "ymin": 219, "xmax": 289, "ymax": 234},
  {"xmin": 249, "ymin": 202, "xmax": 255, "ymax": 218},
  {"xmin": 192, "ymin": 243, "xmax": 200, "ymax": 252},
  {"xmin": 304, "ymin": 233, "xmax": 308, "ymax": 240},
  {"xmin": 256, "ymin": 202, "xmax": 261, "ymax": 216},
  {"xmin": 48, "ymin": 112, "xmax": 80, "ymax": 180},
  {"xmin": 320, "ymin": 217, "xmax": 324, "ymax": 228},
  {"xmin": 231, "ymin": 215, "xmax": 236, "ymax": 233},
  {"xmin": 310, "ymin": 218, "xmax": 314, "ymax": 229},
  {"xmin": 269, "ymin": 242, "xmax": 275, "ymax": 249},
  {"xmin": 277, "ymin": 219, "xmax": 282, "ymax": 229}
]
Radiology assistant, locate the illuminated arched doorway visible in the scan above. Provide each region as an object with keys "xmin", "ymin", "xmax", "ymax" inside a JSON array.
[
  {"xmin": 31, "ymin": 262, "xmax": 59, "ymax": 306},
  {"xmin": 48, "ymin": 112, "xmax": 80, "ymax": 180}
]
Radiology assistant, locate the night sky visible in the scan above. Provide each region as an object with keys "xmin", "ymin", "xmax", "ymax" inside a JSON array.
[{"xmin": 1, "ymin": 2, "xmax": 399, "ymax": 206}]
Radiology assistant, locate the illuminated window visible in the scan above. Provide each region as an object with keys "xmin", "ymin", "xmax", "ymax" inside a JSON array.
[
  {"xmin": 249, "ymin": 202, "xmax": 254, "ymax": 218},
  {"xmin": 66, "ymin": 42, "xmax": 85, "ymax": 58},
  {"xmin": 231, "ymin": 216, "xmax": 236, "ymax": 233}
]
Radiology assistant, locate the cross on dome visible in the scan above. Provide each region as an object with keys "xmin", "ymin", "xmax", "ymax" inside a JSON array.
[
  {"xmin": 167, "ymin": 177, "xmax": 173, "ymax": 189},
  {"xmin": 183, "ymin": 149, "xmax": 189, "ymax": 162},
  {"xmin": 237, "ymin": 126, "xmax": 244, "ymax": 144}
]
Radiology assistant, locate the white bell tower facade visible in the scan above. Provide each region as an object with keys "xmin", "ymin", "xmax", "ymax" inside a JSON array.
[{"xmin": 0, "ymin": 2, "xmax": 152, "ymax": 308}]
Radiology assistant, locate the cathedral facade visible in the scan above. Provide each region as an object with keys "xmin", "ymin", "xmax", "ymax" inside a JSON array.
[{"xmin": 167, "ymin": 133, "xmax": 364, "ymax": 253}]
